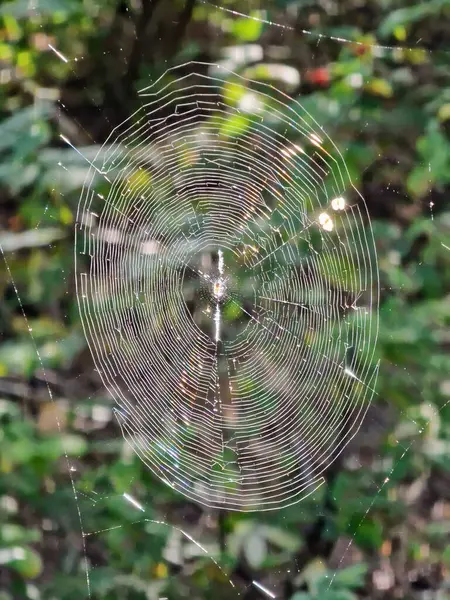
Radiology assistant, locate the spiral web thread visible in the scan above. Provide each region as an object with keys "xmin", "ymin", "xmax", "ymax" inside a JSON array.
[{"xmin": 75, "ymin": 61, "xmax": 379, "ymax": 511}]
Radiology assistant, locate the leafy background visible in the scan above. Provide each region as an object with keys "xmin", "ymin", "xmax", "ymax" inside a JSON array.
[{"xmin": 0, "ymin": 0, "xmax": 450, "ymax": 599}]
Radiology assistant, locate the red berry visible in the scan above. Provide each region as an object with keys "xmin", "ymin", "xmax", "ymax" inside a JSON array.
[
  {"xmin": 306, "ymin": 67, "xmax": 330, "ymax": 87},
  {"xmin": 352, "ymin": 42, "xmax": 370, "ymax": 56}
]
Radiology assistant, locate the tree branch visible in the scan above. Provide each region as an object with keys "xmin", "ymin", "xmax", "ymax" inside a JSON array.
[
  {"xmin": 168, "ymin": 0, "xmax": 197, "ymax": 60},
  {"xmin": 124, "ymin": 0, "xmax": 165, "ymax": 88}
]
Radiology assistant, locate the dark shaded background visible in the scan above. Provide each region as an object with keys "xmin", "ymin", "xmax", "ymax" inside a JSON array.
[{"xmin": 0, "ymin": 1, "xmax": 450, "ymax": 599}]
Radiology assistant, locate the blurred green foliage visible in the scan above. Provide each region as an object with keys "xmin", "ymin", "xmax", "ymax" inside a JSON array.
[{"xmin": 0, "ymin": 0, "xmax": 450, "ymax": 599}]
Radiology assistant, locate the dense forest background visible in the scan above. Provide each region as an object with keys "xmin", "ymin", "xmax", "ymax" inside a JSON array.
[{"xmin": 1, "ymin": 0, "xmax": 450, "ymax": 599}]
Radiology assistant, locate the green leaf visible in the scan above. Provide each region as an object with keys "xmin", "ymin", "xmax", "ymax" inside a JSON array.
[
  {"xmin": 0, "ymin": 341, "xmax": 38, "ymax": 377},
  {"xmin": 232, "ymin": 15, "xmax": 263, "ymax": 42},
  {"xmin": 443, "ymin": 545, "xmax": 450, "ymax": 566},
  {"xmin": 1, "ymin": 524, "xmax": 40, "ymax": 545},
  {"xmin": 332, "ymin": 563, "xmax": 368, "ymax": 589},
  {"xmin": 0, "ymin": 107, "xmax": 51, "ymax": 154},
  {"xmin": 0, "ymin": 0, "xmax": 78, "ymax": 18},
  {"xmin": 223, "ymin": 301, "xmax": 243, "ymax": 321},
  {"xmin": 261, "ymin": 525, "xmax": 302, "ymax": 552},
  {"xmin": 37, "ymin": 434, "xmax": 87, "ymax": 460},
  {"xmin": 219, "ymin": 113, "xmax": 251, "ymax": 138},
  {"xmin": 0, "ymin": 546, "xmax": 43, "ymax": 579},
  {"xmin": 378, "ymin": 0, "xmax": 450, "ymax": 37},
  {"xmin": 243, "ymin": 529, "xmax": 267, "ymax": 568},
  {"xmin": 349, "ymin": 517, "xmax": 383, "ymax": 550},
  {"xmin": 223, "ymin": 80, "xmax": 248, "ymax": 106},
  {"xmin": 0, "ymin": 228, "xmax": 65, "ymax": 252}
]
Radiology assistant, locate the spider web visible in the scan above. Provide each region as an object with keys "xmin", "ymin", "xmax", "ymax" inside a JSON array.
[{"xmin": 75, "ymin": 62, "xmax": 379, "ymax": 512}]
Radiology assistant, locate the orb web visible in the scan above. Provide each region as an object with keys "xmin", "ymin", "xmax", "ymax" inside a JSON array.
[{"xmin": 75, "ymin": 61, "xmax": 379, "ymax": 511}]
